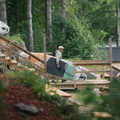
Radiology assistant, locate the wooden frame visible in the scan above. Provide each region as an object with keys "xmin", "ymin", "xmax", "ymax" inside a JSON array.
[{"xmin": 73, "ymin": 38, "xmax": 113, "ymax": 88}]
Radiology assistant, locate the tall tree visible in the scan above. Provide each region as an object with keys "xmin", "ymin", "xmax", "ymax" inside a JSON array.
[
  {"xmin": 61, "ymin": 0, "xmax": 66, "ymax": 40},
  {"xmin": 0, "ymin": 0, "xmax": 7, "ymax": 24},
  {"xmin": 45, "ymin": 0, "xmax": 52, "ymax": 48},
  {"xmin": 61, "ymin": 0, "xmax": 66, "ymax": 19},
  {"xmin": 0, "ymin": 0, "xmax": 8, "ymax": 36},
  {"xmin": 117, "ymin": 0, "xmax": 120, "ymax": 46},
  {"xmin": 27, "ymin": 0, "xmax": 34, "ymax": 52}
]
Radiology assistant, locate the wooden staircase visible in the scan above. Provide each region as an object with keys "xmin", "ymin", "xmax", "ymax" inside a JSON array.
[{"xmin": 0, "ymin": 35, "xmax": 45, "ymax": 74}]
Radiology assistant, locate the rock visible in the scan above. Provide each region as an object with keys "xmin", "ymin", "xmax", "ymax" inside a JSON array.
[
  {"xmin": 98, "ymin": 99, "xmax": 104, "ymax": 104},
  {"xmin": 15, "ymin": 103, "xmax": 38, "ymax": 115},
  {"xmin": 0, "ymin": 65, "xmax": 11, "ymax": 73},
  {"xmin": 39, "ymin": 108, "xmax": 43, "ymax": 112},
  {"xmin": 17, "ymin": 63, "xmax": 23, "ymax": 68},
  {"xmin": 20, "ymin": 41, "xmax": 27, "ymax": 50}
]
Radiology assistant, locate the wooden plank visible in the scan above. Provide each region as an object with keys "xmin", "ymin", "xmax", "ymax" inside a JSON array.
[
  {"xmin": 44, "ymin": 34, "xmax": 47, "ymax": 81},
  {"xmin": 109, "ymin": 38, "xmax": 113, "ymax": 82},
  {"xmin": 9, "ymin": 42, "xmax": 12, "ymax": 63},
  {"xmin": 51, "ymin": 80, "xmax": 110, "ymax": 85},
  {"xmin": 68, "ymin": 98, "xmax": 83, "ymax": 106},
  {"xmin": 52, "ymin": 84, "xmax": 110, "ymax": 89},
  {"xmin": 70, "ymin": 60, "xmax": 104, "ymax": 63},
  {"xmin": 46, "ymin": 52, "xmax": 53, "ymax": 55},
  {"xmin": 75, "ymin": 70, "xmax": 110, "ymax": 73},
  {"xmin": 73, "ymin": 63, "xmax": 76, "ymax": 88},
  {"xmin": 74, "ymin": 62, "xmax": 110, "ymax": 66},
  {"xmin": 102, "ymin": 65, "xmax": 105, "ymax": 79},
  {"xmin": 93, "ymin": 112, "xmax": 113, "ymax": 118},
  {"xmin": 45, "ymin": 85, "xmax": 72, "ymax": 98},
  {"xmin": 112, "ymin": 65, "xmax": 120, "ymax": 72}
]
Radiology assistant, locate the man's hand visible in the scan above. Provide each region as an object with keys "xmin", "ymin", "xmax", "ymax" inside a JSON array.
[
  {"xmin": 117, "ymin": 73, "xmax": 120, "ymax": 77},
  {"xmin": 57, "ymin": 65, "xmax": 60, "ymax": 68}
]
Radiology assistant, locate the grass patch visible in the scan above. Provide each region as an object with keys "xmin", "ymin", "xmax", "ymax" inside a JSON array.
[{"xmin": 5, "ymin": 34, "xmax": 23, "ymax": 43}]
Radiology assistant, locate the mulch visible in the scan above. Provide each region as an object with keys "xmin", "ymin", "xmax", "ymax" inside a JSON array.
[{"xmin": 0, "ymin": 73, "xmax": 61, "ymax": 120}]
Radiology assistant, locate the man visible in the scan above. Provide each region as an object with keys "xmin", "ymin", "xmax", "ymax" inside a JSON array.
[
  {"xmin": 55, "ymin": 46, "xmax": 64, "ymax": 68},
  {"xmin": 52, "ymin": 46, "xmax": 66, "ymax": 83}
]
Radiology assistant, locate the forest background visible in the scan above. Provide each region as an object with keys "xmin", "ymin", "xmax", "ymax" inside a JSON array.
[{"xmin": 0, "ymin": 0, "xmax": 119, "ymax": 60}]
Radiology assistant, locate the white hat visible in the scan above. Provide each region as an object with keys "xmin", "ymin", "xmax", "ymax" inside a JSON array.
[{"xmin": 58, "ymin": 46, "xmax": 64, "ymax": 49}]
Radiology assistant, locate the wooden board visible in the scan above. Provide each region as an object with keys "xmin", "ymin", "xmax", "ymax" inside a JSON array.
[
  {"xmin": 51, "ymin": 79, "xmax": 110, "ymax": 89},
  {"xmin": 45, "ymin": 85, "xmax": 72, "ymax": 98},
  {"xmin": 93, "ymin": 112, "xmax": 113, "ymax": 118}
]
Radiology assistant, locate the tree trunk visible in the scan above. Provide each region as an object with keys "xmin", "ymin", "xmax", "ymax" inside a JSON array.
[
  {"xmin": 27, "ymin": 0, "xmax": 34, "ymax": 52},
  {"xmin": 45, "ymin": 0, "xmax": 52, "ymax": 48},
  {"xmin": 117, "ymin": 0, "xmax": 120, "ymax": 46},
  {"xmin": 0, "ymin": 0, "xmax": 9, "ymax": 36},
  {"xmin": 61, "ymin": 0, "xmax": 66, "ymax": 19},
  {"xmin": 61, "ymin": 0, "xmax": 66, "ymax": 40}
]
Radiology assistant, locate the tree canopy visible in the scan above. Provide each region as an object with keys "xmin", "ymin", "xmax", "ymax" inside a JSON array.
[{"xmin": 0, "ymin": 0, "xmax": 118, "ymax": 59}]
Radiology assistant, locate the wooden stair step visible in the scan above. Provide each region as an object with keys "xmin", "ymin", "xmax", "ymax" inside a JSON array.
[
  {"xmin": 9, "ymin": 60, "xmax": 18, "ymax": 65},
  {"xmin": 0, "ymin": 53, "xmax": 5, "ymax": 58},
  {"xmin": 5, "ymin": 57, "xmax": 10, "ymax": 61}
]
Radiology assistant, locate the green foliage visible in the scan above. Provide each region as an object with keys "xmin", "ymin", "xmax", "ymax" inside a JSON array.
[
  {"xmin": 11, "ymin": 69, "xmax": 41, "ymax": 87},
  {"xmin": 51, "ymin": 13, "xmax": 100, "ymax": 59},
  {"xmin": 67, "ymin": 0, "xmax": 117, "ymax": 41},
  {"xmin": 0, "ymin": 79, "xmax": 9, "ymax": 119},
  {"xmin": 5, "ymin": 35, "xmax": 23, "ymax": 44}
]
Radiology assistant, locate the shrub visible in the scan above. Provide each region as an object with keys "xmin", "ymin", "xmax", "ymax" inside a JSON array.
[{"xmin": 51, "ymin": 13, "xmax": 100, "ymax": 60}]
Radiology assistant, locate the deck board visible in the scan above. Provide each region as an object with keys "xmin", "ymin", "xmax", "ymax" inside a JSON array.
[{"xmin": 50, "ymin": 79, "xmax": 110, "ymax": 90}]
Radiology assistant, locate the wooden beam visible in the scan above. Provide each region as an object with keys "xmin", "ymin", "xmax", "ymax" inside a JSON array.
[
  {"xmin": 73, "ymin": 63, "xmax": 76, "ymax": 88},
  {"xmin": 75, "ymin": 70, "xmax": 110, "ymax": 73},
  {"xmin": 74, "ymin": 62, "xmax": 110, "ymax": 66},
  {"xmin": 9, "ymin": 42, "xmax": 12, "ymax": 63},
  {"xmin": 93, "ymin": 112, "xmax": 113, "ymax": 118},
  {"xmin": 70, "ymin": 60, "xmax": 104, "ymax": 63},
  {"xmin": 44, "ymin": 34, "xmax": 47, "ymax": 81},
  {"xmin": 109, "ymin": 38, "xmax": 113, "ymax": 82},
  {"xmin": 112, "ymin": 65, "xmax": 120, "ymax": 72}
]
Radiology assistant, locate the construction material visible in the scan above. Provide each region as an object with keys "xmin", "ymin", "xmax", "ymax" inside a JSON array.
[
  {"xmin": 51, "ymin": 79, "xmax": 110, "ymax": 90},
  {"xmin": 45, "ymin": 85, "xmax": 72, "ymax": 98},
  {"xmin": 93, "ymin": 112, "xmax": 113, "ymax": 118}
]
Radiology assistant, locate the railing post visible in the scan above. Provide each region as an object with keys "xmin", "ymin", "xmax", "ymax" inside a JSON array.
[
  {"xmin": 6, "ymin": 42, "xmax": 9, "ymax": 57},
  {"xmin": 109, "ymin": 37, "xmax": 113, "ymax": 82},
  {"xmin": 9, "ymin": 42, "xmax": 12, "ymax": 63},
  {"xmin": 102, "ymin": 65, "xmax": 105, "ymax": 79},
  {"xmin": 44, "ymin": 34, "xmax": 47, "ymax": 81},
  {"xmin": 73, "ymin": 63, "xmax": 76, "ymax": 88}
]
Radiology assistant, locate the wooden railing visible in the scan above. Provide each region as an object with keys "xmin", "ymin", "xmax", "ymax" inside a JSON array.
[
  {"xmin": 73, "ymin": 61, "xmax": 112, "ymax": 88},
  {"xmin": 0, "ymin": 35, "xmax": 45, "ymax": 73},
  {"xmin": 72, "ymin": 38, "xmax": 113, "ymax": 88}
]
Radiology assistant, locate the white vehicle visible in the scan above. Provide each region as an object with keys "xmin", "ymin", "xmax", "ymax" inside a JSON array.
[{"xmin": 0, "ymin": 21, "xmax": 9, "ymax": 34}]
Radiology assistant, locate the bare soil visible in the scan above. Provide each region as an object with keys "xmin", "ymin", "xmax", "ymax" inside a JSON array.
[{"xmin": 0, "ymin": 73, "xmax": 61, "ymax": 120}]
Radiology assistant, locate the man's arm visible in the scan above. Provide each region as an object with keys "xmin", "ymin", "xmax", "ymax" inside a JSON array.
[{"xmin": 56, "ymin": 54, "xmax": 61, "ymax": 68}]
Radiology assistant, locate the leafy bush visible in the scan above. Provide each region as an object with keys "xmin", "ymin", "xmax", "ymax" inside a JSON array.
[
  {"xmin": 10, "ymin": 69, "xmax": 41, "ymax": 87},
  {"xmin": 51, "ymin": 13, "xmax": 100, "ymax": 60},
  {"xmin": 0, "ymin": 79, "xmax": 9, "ymax": 119}
]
